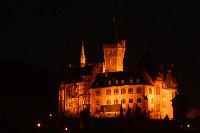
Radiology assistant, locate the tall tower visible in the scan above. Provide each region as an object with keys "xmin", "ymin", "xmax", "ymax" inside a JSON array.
[
  {"xmin": 103, "ymin": 18, "xmax": 126, "ymax": 72},
  {"xmin": 80, "ymin": 41, "xmax": 86, "ymax": 67}
]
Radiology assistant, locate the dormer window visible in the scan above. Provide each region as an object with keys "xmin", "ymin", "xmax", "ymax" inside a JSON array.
[
  {"xmin": 108, "ymin": 80, "xmax": 111, "ymax": 85},
  {"xmin": 121, "ymin": 79, "xmax": 124, "ymax": 85},
  {"xmin": 130, "ymin": 79, "xmax": 133, "ymax": 84},
  {"xmin": 116, "ymin": 80, "xmax": 118, "ymax": 85},
  {"xmin": 136, "ymin": 78, "xmax": 140, "ymax": 83}
]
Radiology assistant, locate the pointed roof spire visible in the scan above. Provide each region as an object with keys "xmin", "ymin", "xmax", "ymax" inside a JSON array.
[
  {"xmin": 107, "ymin": 17, "xmax": 119, "ymax": 44},
  {"xmin": 80, "ymin": 41, "xmax": 86, "ymax": 67}
]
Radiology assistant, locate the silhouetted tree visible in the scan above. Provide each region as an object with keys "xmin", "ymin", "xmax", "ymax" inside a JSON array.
[
  {"xmin": 80, "ymin": 108, "xmax": 91, "ymax": 128},
  {"xmin": 134, "ymin": 104, "xmax": 142, "ymax": 120},
  {"xmin": 119, "ymin": 105, "xmax": 124, "ymax": 118},
  {"xmin": 126, "ymin": 104, "xmax": 131, "ymax": 119}
]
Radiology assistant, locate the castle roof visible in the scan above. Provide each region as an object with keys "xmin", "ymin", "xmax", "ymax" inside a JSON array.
[
  {"xmin": 107, "ymin": 17, "xmax": 119, "ymax": 44},
  {"xmin": 63, "ymin": 65, "xmax": 94, "ymax": 84},
  {"xmin": 90, "ymin": 69, "xmax": 152, "ymax": 88}
]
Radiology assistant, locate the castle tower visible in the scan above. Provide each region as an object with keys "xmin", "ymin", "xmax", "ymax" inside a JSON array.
[
  {"xmin": 103, "ymin": 18, "xmax": 126, "ymax": 72},
  {"xmin": 80, "ymin": 41, "xmax": 86, "ymax": 67}
]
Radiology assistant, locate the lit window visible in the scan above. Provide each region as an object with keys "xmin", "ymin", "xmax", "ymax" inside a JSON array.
[
  {"xmin": 149, "ymin": 88, "xmax": 152, "ymax": 94},
  {"xmin": 156, "ymin": 87, "xmax": 160, "ymax": 95},
  {"xmin": 121, "ymin": 99, "xmax": 126, "ymax": 104},
  {"xmin": 129, "ymin": 98, "xmax": 133, "ymax": 103},
  {"xmin": 114, "ymin": 89, "xmax": 119, "ymax": 95},
  {"xmin": 121, "ymin": 88, "xmax": 126, "ymax": 94},
  {"xmin": 137, "ymin": 87, "xmax": 141, "ymax": 93},
  {"xmin": 137, "ymin": 98, "xmax": 141, "ymax": 103},
  {"xmin": 107, "ymin": 100, "xmax": 111, "ymax": 105},
  {"xmin": 96, "ymin": 89, "xmax": 100, "ymax": 96},
  {"xmin": 108, "ymin": 80, "xmax": 111, "ymax": 85},
  {"xmin": 128, "ymin": 88, "xmax": 133, "ymax": 94},
  {"xmin": 130, "ymin": 79, "xmax": 133, "ymax": 84},
  {"xmin": 136, "ymin": 78, "xmax": 140, "ymax": 83},
  {"xmin": 116, "ymin": 80, "xmax": 118, "ymax": 85},
  {"xmin": 121, "ymin": 79, "xmax": 124, "ymax": 84},
  {"xmin": 96, "ymin": 100, "xmax": 100, "ymax": 105},
  {"xmin": 106, "ymin": 89, "xmax": 111, "ymax": 95},
  {"xmin": 114, "ymin": 99, "xmax": 118, "ymax": 104},
  {"xmin": 156, "ymin": 104, "xmax": 160, "ymax": 112}
]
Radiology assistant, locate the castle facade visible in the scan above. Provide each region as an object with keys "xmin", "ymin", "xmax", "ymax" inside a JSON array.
[{"xmin": 58, "ymin": 19, "xmax": 177, "ymax": 119}]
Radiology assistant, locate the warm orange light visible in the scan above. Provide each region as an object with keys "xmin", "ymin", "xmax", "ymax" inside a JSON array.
[
  {"xmin": 65, "ymin": 127, "xmax": 68, "ymax": 131},
  {"xmin": 49, "ymin": 113, "xmax": 52, "ymax": 117}
]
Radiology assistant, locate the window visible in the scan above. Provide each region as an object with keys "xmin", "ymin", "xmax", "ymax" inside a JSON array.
[
  {"xmin": 121, "ymin": 88, "xmax": 126, "ymax": 94},
  {"xmin": 114, "ymin": 99, "xmax": 118, "ymax": 104},
  {"xmin": 137, "ymin": 98, "xmax": 141, "ymax": 103},
  {"xmin": 129, "ymin": 98, "xmax": 133, "ymax": 103},
  {"xmin": 106, "ymin": 89, "xmax": 111, "ymax": 95},
  {"xmin": 114, "ymin": 89, "xmax": 119, "ymax": 95},
  {"xmin": 96, "ymin": 100, "xmax": 100, "ymax": 105},
  {"xmin": 156, "ymin": 87, "xmax": 160, "ymax": 95},
  {"xmin": 121, "ymin": 79, "xmax": 124, "ymax": 85},
  {"xmin": 121, "ymin": 99, "xmax": 126, "ymax": 104},
  {"xmin": 108, "ymin": 80, "xmax": 111, "ymax": 85},
  {"xmin": 136, "ymin": 78, "xmax": 140, "ymax": 83},
  {"xmin": 130, "ymin": 79, "xmax": 133, "ymax": 84},
  {"xmin": 107, "ymin": 100, "xmax": 111, "ymax": 105},
  {"xmin": 149, "ymin": 88, "xmax": 152, "ymax": 94},
  {"xmin": 116, "ymin": 80, "xmax": 118, "ymax": 85},
  {"xmin": 137, "ymin": 87, "xmax": 141, "ymax": 93},
  {"xmin": 128, "ymin": 88, "xmax": 133, "ymax": 94},
  {"xmin": 96, "ymin": 90, "xmax": 100, "ymax": 96},
  {"xmin": 156, "ymin": 104, "xmax": 160, "ymax": 112}
]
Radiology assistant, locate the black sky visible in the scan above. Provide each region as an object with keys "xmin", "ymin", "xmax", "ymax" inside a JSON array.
[{"xmin": 1, "ymin": 0, "xmax": 200, "ymax": 107}]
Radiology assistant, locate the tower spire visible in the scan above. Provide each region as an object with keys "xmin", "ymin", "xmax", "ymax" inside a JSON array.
[
  {"xmin": 80, "ymin": 41, "xmax": 86, "ymax": 67},
  {"xmin": 108, "ymin": 17, "xmax": 119, "ymax": 44}
]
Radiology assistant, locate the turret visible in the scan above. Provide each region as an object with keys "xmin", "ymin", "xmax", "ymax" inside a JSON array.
[
  {"xmin": 103, "ymin": 17, "xmax": 126, "ymax": 72},
  {"xmin": 80, "ymin": 41, "xmax": 86, "ymax": 67}
]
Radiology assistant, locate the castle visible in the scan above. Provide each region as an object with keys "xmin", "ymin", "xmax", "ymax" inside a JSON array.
[{"xmin": 58, "ymin": 18, "xmax": 178, "ymax": 119}]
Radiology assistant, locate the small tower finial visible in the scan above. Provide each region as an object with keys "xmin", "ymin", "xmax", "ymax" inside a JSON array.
[{"xmin": 80, "ymin": 41, "xmax": 86, "ymax": 67}]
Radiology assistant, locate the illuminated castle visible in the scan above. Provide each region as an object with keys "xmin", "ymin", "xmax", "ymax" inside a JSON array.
[{"xmin": 59, "ymin": 18, "xmax": 177, "ymax": 119}]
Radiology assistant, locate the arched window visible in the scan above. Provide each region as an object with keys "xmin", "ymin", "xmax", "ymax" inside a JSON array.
[
  {"xmin": 129, "ymin": 99, "xmax": 133, "ymax": 103},
  {"xmin": 114, "ymin": 99, "xmax": 118, "ymax": 104},
  {"xmin": 136, "ymin": 78, "xmax": 140, "ymax": 83},
  {"xmin": 121, "ymin": 99, "xmax": 126, "ymax": 104},
  {"xmin": 106, "ymin": 89, "xmax": 111, "ymax": 95},
  {"xmin": 96, "ymin": 89, "xmax": 100, "ymax": 96},
  {"xmin": 108, "ymin": 80, "xmax": 111, "ymax": 85},
  {"xmin": 121, "ymin": 79, "xmax": 124, "ymax": 85},
  {"xmin": 137, "ymin": 87, "xmax": 141, "ymax": 93},
  {"xmin": 107, "ymin": 100, "xmax": 111, "ymax": 105},
  {"xmin": 128, "ymin": 88, "xmax": 133, "ymax": 94},
  {"xmin": 137, "ymin": 98, "xmax": 141, "ymax": 103},
  {"xmin": 116, "ymin": 80, "xmax": 118, "ymax": 85},
  {"xmin": 96, "ymin": 100, "xmax": 100, "ymax": 105},
  {"xmin": 114, "ymin": 89, "xmax": 119, "ymax": 95},
  {"xmin": 121, "ymin": 88, "xmax": 126, "ymax": 94},
  {"xmin": 149, "ymin": 88, "xmax": 152, "ymax": 94}
]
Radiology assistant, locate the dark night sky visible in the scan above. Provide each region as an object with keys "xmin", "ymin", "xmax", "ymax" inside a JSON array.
[{"xmin": 1, "ymin": 1, "xmax": 200, "ymax": 107}]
